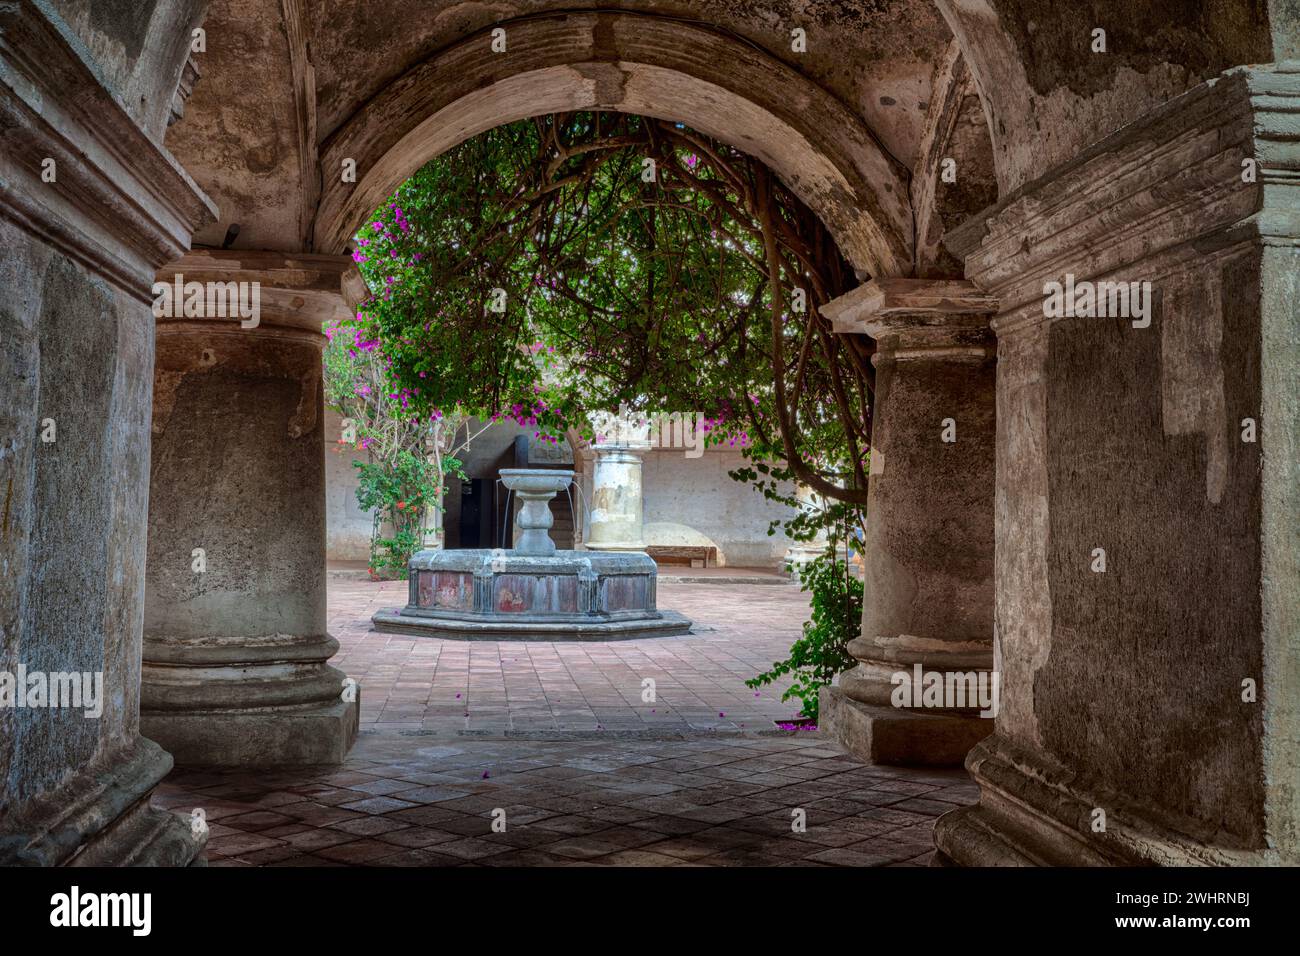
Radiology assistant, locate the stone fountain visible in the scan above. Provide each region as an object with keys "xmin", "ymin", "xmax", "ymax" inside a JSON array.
[{"xmin": 371, "ymin": 468, "xmax": 691, "ymax": 640}]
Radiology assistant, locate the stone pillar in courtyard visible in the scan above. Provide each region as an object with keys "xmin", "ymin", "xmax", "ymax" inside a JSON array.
[
  {"xmin": 141, "ymin": 250, "xmax": 359, "ymax": 766},
  {"xmin": 933, "ymin": 66, "xmax": 1300, "ymax": 866},
  {"xmin": 0, "ymin": 2, "xmax": 214, "ymax": 865},
  {"xmin": 584, "ymin": 415, "xmax": 652, "ymax": 552},
  {"xmin": 819, "ymin": 279, "xmax": 998, "ymax": 766}
]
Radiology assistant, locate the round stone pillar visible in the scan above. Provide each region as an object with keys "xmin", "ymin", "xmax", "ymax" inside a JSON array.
[
  {"xmin": 820, "ymin": 279, "xmax": 997, "ymax": 766},
  {"xmin": 141, "ymin": 251, "xmax": 359, "ymax": 766},
  {"xmin": 585, "ymin": 425, "xmax": 651, "ymax": 551}
]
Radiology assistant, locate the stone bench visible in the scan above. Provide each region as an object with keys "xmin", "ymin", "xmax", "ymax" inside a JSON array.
[{"xmin": 646, "ymin": 545, "xmax": 717, "ymax": 568}]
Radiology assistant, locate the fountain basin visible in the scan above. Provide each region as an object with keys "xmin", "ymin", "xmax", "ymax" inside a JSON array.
[
  {"xmin": 499, "ymin": 468, "xmax": 575, "ymax": 495},
  {"xmin": 371, "ymin": 548, "xmax": 692, "ymax": 641}
]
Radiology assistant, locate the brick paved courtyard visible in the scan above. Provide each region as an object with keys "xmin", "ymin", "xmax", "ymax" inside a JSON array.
[
  {"xmin": 330, "ymin": 578, "xmax": 819, "ymax": 733},
  {"xmin": 153, "ymin": 579, "xmax": 977, "ymax": 866},
  {"xmin": 158, "ymin": 734, "xmax": 975, "ymax": 866}
]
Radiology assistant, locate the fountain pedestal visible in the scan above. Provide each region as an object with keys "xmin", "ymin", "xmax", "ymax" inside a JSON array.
[
  {"xmin": 372, "ymin": 469, "xmax": 690, "ymax": 641},
  {"xmin": 504, "ymin": 468, "xmax": 568, "ymax": 556}
]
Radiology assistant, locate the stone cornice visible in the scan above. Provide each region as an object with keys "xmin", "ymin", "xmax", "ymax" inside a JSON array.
[
  {"xmin": 0, "ymin": 1, "xmax": 216, "ymax": 301},
  {"xmin": 947, "ymin": 64, "xmax": 1300, "ymax": 336},
  {"xmin": 822, "ymin": 277, "xmax": 997, "ymax": 337}
]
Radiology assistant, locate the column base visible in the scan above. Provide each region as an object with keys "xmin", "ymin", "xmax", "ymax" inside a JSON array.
[
  {"xmin": 141, "ymin": 633, "xmax": 360, "ymax": 766},
  {"xmin": 820, "ymin": 685, "xmax": 991, "ymax": 767},
  {"xmin": 933, "ymin": 735, "xmax": 1281, "ymax": 866},
  {"xmin": 141, "ymin": 696, "xmax": 360, "ymax": 767},
  {"xmin": 0, "ymin": 738, "xmax": 205, "ymax": 866}
]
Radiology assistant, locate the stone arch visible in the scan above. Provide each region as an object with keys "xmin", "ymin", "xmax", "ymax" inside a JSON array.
[{"xmin": 314, "ymin": 11, "xmax": 915, "ymax": 278}]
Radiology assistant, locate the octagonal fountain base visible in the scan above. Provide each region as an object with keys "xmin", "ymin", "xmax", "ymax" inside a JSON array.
[{"xmin": 371, "ymin": 549, "xmax": 692, "ymax": 641}]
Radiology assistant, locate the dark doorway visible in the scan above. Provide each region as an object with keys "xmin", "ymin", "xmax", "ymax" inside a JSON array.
[{"xmin": 457, "ymin": 478, "xmax": 494, "ymax": 548}]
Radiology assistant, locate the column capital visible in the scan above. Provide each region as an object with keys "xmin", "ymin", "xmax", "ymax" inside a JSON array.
[
  {"xmin": 155, "ymin": 248, "xmax": 354, "ymax": 336},
  {"xmin": 823, "ymin": 278, "xmax": 997, "ymax": 351},
  {"xmin": 592, "ymin": 440, "xmax": 652, "ymax": 457},
  {"xmin": 589, "ymin": 410, "xmax": 653, "ymax": 452}
]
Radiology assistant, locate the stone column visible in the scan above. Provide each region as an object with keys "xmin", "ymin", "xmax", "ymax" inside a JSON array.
[
  {"xmin": 934, "ymin": 66, "xmax": 1299, "ymax": 866},
  {"xmin": 142, "ymin": 250, "xmax": 359, "ymax": 766},
  {"xmin": 820, "ymin": 279, "xmax": 998, "ymax": 766},
  {"xmin": 0, "ymin": 2, "xmax": 215, "ymax": 865},
  {"xmin": 585, "ymin": 420, "xmax": 652, "ymax": 551}
]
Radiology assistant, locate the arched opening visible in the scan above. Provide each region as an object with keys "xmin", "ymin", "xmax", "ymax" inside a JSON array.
[{"xmin": 312, "ymin": 12, "xmax": 915, "ymax": 278}]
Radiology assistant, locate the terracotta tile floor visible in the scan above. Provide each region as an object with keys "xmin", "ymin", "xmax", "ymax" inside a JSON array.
[
  {"xmin": 154, "ymin": 579, "xmax": 978, "ymax": 866},
  {"xmin": 329, "ymin": 578, "xmax": 819, "ymax": 733},
  {"xmin": 157, "ymin": 735, "xmax": 976, "ymax": 866}
]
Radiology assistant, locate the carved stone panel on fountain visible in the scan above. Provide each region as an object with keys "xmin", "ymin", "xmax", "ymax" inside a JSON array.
[
  {"xmin": 601, "ymin": 574, "xmax": 650, "ymax": 613},
  {"xmin": 419, "ymin": 571, "xmax": 472, "ymax": 610},
  {"xmin": 493, "ymin": 574, "xmax": 581, "ymax": 614}
]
